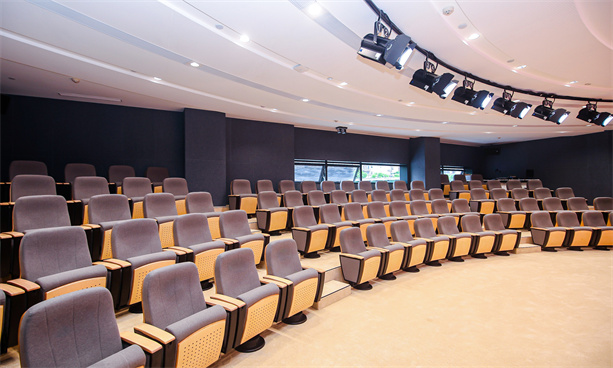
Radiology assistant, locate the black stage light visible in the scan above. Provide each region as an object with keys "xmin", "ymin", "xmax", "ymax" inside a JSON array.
[
  {"xmin": 451, "ymin": 80, "xmax": 478, "ymax": 105},
  {"xmin": 410, "ymin": 60, "xmax": 457, "ymax": 99},
  {"xmin": 592, "ymin": 111, "xmax": 612, "ymax": 127},
  {"xmin": 508, "ymin": 102, "xmax": 532, "ymax": 119},
  {"xmin": 471, "ymin": 90, "xmax": 494, "ymax": 109},
  {"xmin": 532, "ymin": 99, "xmax": 569, "ymax": 124},
  {"xmin": 577, "ymin": 102, "xmax": 611, "ymax": 126},
  {"xmin": 491, "ymin": 91, "xmax": 515, "ymax": 115},
  {"xmin": 357, "ymin": 20, "xmax": 416, "ymax": 70},
  {"xmin": 336, "ymin": 126, "xmax": 347, "ymax": 134}
]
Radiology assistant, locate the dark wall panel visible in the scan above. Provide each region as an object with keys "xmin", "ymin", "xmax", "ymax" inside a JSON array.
[
  {"xmin": 440, "ymin": 143, "xmax": 485, "ymax": 176},
  {"xmin": 226, "ymin": 118, "xmax": 294, "ymax": 193},
  {"xmin": 1, "ymin": 95, "xmax": 184, "ymax": 181},
  {"xmin": 410, "ymin": 137, "xmax": 441, "ymax": 189}
]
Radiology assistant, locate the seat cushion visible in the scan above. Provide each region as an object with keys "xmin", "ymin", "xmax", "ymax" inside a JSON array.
[
  {"xmin": 235, "ymin": 233, "xmax": 265, "ymax": 246},
  {"xmin": 189, "ymin": 240, "xmax": 226, "ymax": 254},
  {"xmin": 99, "ymin": 219, "xmax": 133, "ymax": 231},
  {"xmin": 88, "ymin": 344, "xmax": 146, "ymax": 368},
  {"xmin": 358, "ymin": 249, "xmax": 381, "ymax": 260},
  {"xmin": 127, "ymin": 251, "xmax": 176, "ymax": 270},
  {"xmin": 36, "ymin": 264, "xmax": 107, "ymax": 293},
  {"xmin": 165, "ymin": 305, "xmax": 226, "ymax": 342},
  {"xmin": 237, "ymin": 283, "xmax": 279, "ymax": 309},
  {"xmin": 285, "ymin": 268, "xmax": 318, "ymax": 286}
]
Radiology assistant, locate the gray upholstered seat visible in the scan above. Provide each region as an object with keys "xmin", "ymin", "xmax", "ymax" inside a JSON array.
[
  {"xmin": 393, "ymin": 180, "xmax": 409, "ymax": 195},
  {"xmin": 449, "ymin": 180, "xmax": 470, "ymax": 200},
  {"xmin": 440, "ymin": 175, "xmax": 451, "ymax": 196},
  {"xmin": 581, "ymin": 211, "xmax": 612, "ymax": 249},
  {"xmin": 214, "ymin": 248, "xmax": 279, "ymax": 352},
  {"xmin": 146, "ymin": 166, "xmax": 169, "ymax": 188},
  {"xmin": 469, "ymin": 188, "xmax": 495, "ymax": 214},
  {"xmin": 453, "ymin": 174, "xmax": 467, "ymax": 183},
  {"xmin": 265, "ymin": 239, "xmax": 322, "ymax": 324},
  {"xmin": 73, "ymin": 176, "xmax": 110, "ymax": 224},
  {"xmin": 388, "ymin": 201, "xmax": 419, "ymax": 234},
  {"xmin": 219, "ymin": 210, "xmax": 268, "ymax": 264},
  {"xmin": 410, "ymin": 180, "xmax": 425, "ymax": 191},
  {"xmin": 365, "ymin": 223, "xmax": 406, "ymax": 279},
  {"xmin": 319, "ymin": 203, "xmax": 353, "ymax": 250},
  {"xmin": 486, "ymin": 179, "xmax": 503, "ymax": 191},
  {"xmin": 8, "ymin": 160, "xmax": 47, "ymax": 180},
  {"xmin": 495, "ymin": 198, "xmax": 527, "ymax": 229},
  {"xmin": 306, "ymin": 190, "xmax": 327, "ymax": 206},
  {"xmin": 409, "ymin": 189, "xmax": 429, "ymax": 202},
  {"xmin": 321, "ymin": 181, "xmax": 336, "ymax": 193},
  {"xmin": 300, "ymin": 181, "xmax": 318, "ymax": 194},
  {"xmin": 229, "ymin": 179, "xmax": 257, "ymax": 215},
  {"xmin": 530, "ymin": 211, "xmax": 569, "ymax": 251},
  {"xmin": 330, "ymin": 189, "xmax": 349, "ymax": 204},
  {"xmin": 436, "ymin": 216, "xmax": 473, "ymax": 261},
  {"xmin": 292, "ymin": 206, "xmax": 331, "ymax": 257},
  {"xmin": 505, "ymin": 179, "xmax": 522, "ymax": 191},
  {"xmin": 511, "ymin": 188, "xmax": 530, "ymax": 201},
  {"xmin": 390, "ymin": 220, "xmax": 429, "ymax": 271},
  {"xmin": 519, "ymin": 197, "xmax": 540, "ymax": 213},
  {"xmin": 470, "ymin": 174, "xmax": 484, "ymax": 183},
  {"xmin": 108, "ymin": 165, "xmax": 135, "ymax": 190},
  {"xmin": 461, "ymin": 214, "xmax": 496, "ymax": 257},
  {"xmin": 88, "ymin": 194, "xmax": 133, "ymax": 260},
  {"xmin": 13, "ymin": 195, "xmax": 71, "ymax": 231},
  {"xmin": 483, "ymin": 214, "xmax": 520, "ymax": 255},
  {"xmin": 555, "ymin": 211, "xmax": 593, "ymax": 249},
  {"xmin": 555, "ymin": 187, "xmax": 575, "ymax": 200},
  {"xmin": 413, "ymin": 218, "xmax": 450, "ymax": 266},
  {"xmin": 256, "ymin": 191, "xmax": 288, "ymax": 233},
  {"xmin": 567, "ymin": 197, "xmax": 590, "ymax": 215},
  {"xmin": 338, "ymin": 227, "xmax": 382, "ymax": 290},
  {"xmin": 144, "ymin": 192, "xmax": 181, "ymax": 250},
  {"xmin": 366, "ymin": 201, "xmax": 396, "ymax": 237},
  {"xmin": 527, "ymin": 179, "xmax": 543, "ymax": 190},
  {"xmin": 185, "ymin": 191, "xmax": 222, "ymax": 239},
  {"xmin": 534, "ymin": 187, "xmax": 553, "ymax": 200},
  {"xmin": 256, "ymin": 179, "xmax": 275, "ymax": 194},
  {"xmin": 64, "ymin": 163, "xmax": 96, "ymax": 184},
  {"xmin": 111, "ymin": 218, "xmax": 176, "ymax": 310},
  {"xmin": 349, "ymin": 189, "xmax": 369, "ymax": 204},
  {"xmin": 390, "ymin": 189, "xmax": 408, "ymax": 202},
  {"xmin": 162, "ymin": 177, "xmax": 189, "ymax": 214},
  {"xmin": 283, "ymin": 190, "xmax": 303, "ymax": 208},
  {"xmin": 278, "ymin": 180, "xmax": 296, "ymax": 194},
  {"xmin": 343, "ymin": 202, "xmax": 378, "ymax": 241},
  {"xmin": 376, "ymin": 181, "xmax": 391, "ymax": 191},
  {"xmin": 340, "ymin": 181, "xmax": 356, "ymax": 192},
  {"xmin": 370, "ymin": 189, "xmax": 389, "ymax": 203},
  {"xmin": 428, "ymin": 188, "xmax": 448, "ymax": 201},
  {"xmin": 593, "ymin": 197, "xmax": 613, "ymax": 211},
  {"xmin": 468, "ymin": 179, "xmax": 484, "ymax": 190},
  {"xmin": 451, "ymin": 199, "xmax": 480, "ymax": 218},
  {"xmin": 358, "ymin": 180, "xmax": 373, "ymax": 192},
  {"xmin": 489, "ymin": 188, "xmax": 509, "ymax": 200},
  {"xmin": 19, "ymin": 288, "xmax": 146, "ymax": 368},
  {"xmin": 10, "ymin": 174, "xmax": 56, "ymax": 202},
  {"xmin": 430, "ymin": 199, "xmax": 461, "ymax": 225},
  {"xmin": 410, "ymin": 200, "xmax": 439, "ymax": 229},
  {"xmin": 142, "ymin": 262, "xmax": 226, "ymax": 366},
  {"xmin": 122, "ymin": 177, "xmax": 153, "ymax": 218}
]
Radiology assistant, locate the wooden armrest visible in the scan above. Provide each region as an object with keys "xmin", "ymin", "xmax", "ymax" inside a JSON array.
[
  {"xmin": 531, "ymin": 227, "xmax": 548, "ymax": 231},
  {"xmin": 339, "ymin": 253, "xmax": 364, "ymax": 260},
  {"xmin": 4, "ymin": 231, "xmax": 24, "ymax": 237},
  {"xmin": 306, "ymin": 266, "xmax": 326, "ymax": 274},
  {"xmin": 163, "ymin": 248, "xmax": 186, "ymax": 256},
  {"xmin": 0, "ymin": 233, "xmax": 12, "ymax": 239},
  {"xmin": 218, "ymin": 238, "xmax": 238, "ymax": 245},
  {"xmin": 292, "ymin": 227, "xmax": 310, "ymax": 232},
  {"xmin": 204, "ymin": 295, "xmax": 239, "ymax": 312},
  {"xmin": 261, "ymin": 275, "xmax": 292, "ymax": 286},
  {"xmin": 0, "ymin": 283, "xmax": 26, "ymax": 296},
  {"xmin": 85, "ymin": 224, "xmax": 101, "ymax": 229},
  {"xmin": 94, "ymin": 261, "xmax": 122, "ymax": 271},
  {"xmin": 134, "ymin": 323, "xmax": 176, "ymax": 345},
  {"xmin": 105, "ymin": 258, "xmax": 131, "ymax": 268},
  {"xmin": 366, "ymin": 246, "xmax": 389, "ymax": 253},
  {"xmin": 0, "ymin": 202, "xmax": 15, "ymax": 206},
  {"xmin": 209, "ymin": 294, "xmax": 246, "ymax": 308},
  {"xmin": 7, "ymin": 278, "xmax": 40, "ymax": 292},
  {"xmin": 67, "ymin": 200, "xmax": 82, "ymax": 204},
  {"xmin": 120, "ymin": 331, "xmax": 162, "ymax": 354},
  {"xmin": 169, "ymin": 246, "xmax": 193, "ymax": 253},
  {"xmin": 256, "ymin": 209, "xmax": 270, "ymax": 213}
]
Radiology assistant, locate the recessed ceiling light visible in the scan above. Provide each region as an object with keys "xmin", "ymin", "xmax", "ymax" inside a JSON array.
[
  {"xmin": 462, "ymin": 40, "xmax": 468, "ymax": 45},
  {"xmin": 569, "ymin": 81, "xmax": 578, "ymax": 84},
  {"xmin": 467, "ymin": 33, "xmax": 480, "ymax": 40},
  {"xmin": 339, "ymin": 82, "xmax": 348, "ymax": 86},
  {"xmin": 189, "ymin": 61, "xmax": 200, "ymax": 67},
  {"xmin": 271, "ymin": 108, "xmax": 278, "ymax": 112},
  {"xmin": 215, "ymin": 24, "xmax": 224, "ymax": 30},
  {"xmin": 442, "ymin": 121, "xmax": 448, "ymax": 124},
  {"xmin": 153, "ymin": 77, "xmax": 162, "ymax": 81},
  {"xmin": 458, "ymin": 23, "xmax": 467, "ymax": 29},
  {"xmin": 558, "ymin": 131, "xmax": 568, "ymax": 133},
  {"xmin": 484, "ymin": 132, "xmax": 493, "ymax": 134},
  {"xmin": 375, "ymin": 114, "xmax": 382, "ymax": 117},
  {"xmin": 512, "ymin": 125, "xmax": 518, "ymax": 127},
  {"xmin": 515, "ymin": 65, "xmax": 527, "ymax": 69},
  {"xmin": 415, "ymin": 129, "xmax": 422, "ymax": 132},
  {"xmin": 327, "ymin": 77, "xmax": 333, "ymax": 81},
  {"xmin": 564, "ymin": 84, "xmax": 571, "ymax": 87},
  {"xmin": 301, "ymin": 98, "xmax": 309, "ymax": 102},
  {"xmin": 511, "ymin": 70, "xmax": 518, "ymax": 73},
  {"xmin": 348, "ymin": 122, "xmax": 354, "ymax": 125},
  {"xmin": 307, "ymin": 2, "xmax": 322, "ymax": 17},
  {"xmin": 239, "ymin": 34, "xmax": 250, "ymax": 43}
]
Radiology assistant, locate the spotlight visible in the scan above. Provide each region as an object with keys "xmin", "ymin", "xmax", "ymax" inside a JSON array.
[
  {"xmin": 336, "ymin": 126, "xmax": 347, "ymax": 134},
  {"xmin": 532, "ymin": 98, "xmax": 569, "ymax": 124},
  {"xmin": 410, "ymin": 59, "xmax": 457, "ymax": 99},
  {"xmin": 451, "ymin": 79, "xmax": 492, "ymax": 109},
  {"xmin": 577, "ymin": 102, "xmax": 611, "ymax": 126},
  {"xmin": 491, "ymin": 91, "xmax": 531, "ymax": 119},
  {"xmin": 357, "ymin": 19, "xmax": 416, "ymax": 70},
  {"xmin": 509, "ymin": 102, "xmax": 532, "ymax": 119},
  {"xmin": 593, "ymin": 112, "xmax": 612, "ymax": 127}
]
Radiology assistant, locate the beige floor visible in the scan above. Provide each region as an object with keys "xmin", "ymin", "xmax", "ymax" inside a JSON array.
[{"xmin": 2, "ymin": 247, "xmax": 612, "ymax": 367}]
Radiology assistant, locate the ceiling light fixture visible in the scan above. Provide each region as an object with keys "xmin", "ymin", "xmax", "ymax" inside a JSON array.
[
  {"xmin": 301, "ymin": 98, "xmax": 309, "ymax": 102},
  {"xmin": 307, "ymin": 2, "xmax": 323, "ymax": 17},
  {"xmin": 357, "ymin": 14, "xmax": 416, "ymax": 70},
  {"xmin": 451, "ymin": 78, "xmax": 493, "ymax": 109},
  {"xmin": 410, "ymin": 58, "xmax": 457, "ymax": 99},
  {"xmin": 336, "ymin": 126, "xmax": 347, "ymax": 134},
  {"xmin": 467, "ymin": 33, "xmax": 480, "ymax": 40},
  {"xmin": 532, "ymin": 98, "xmax": 569, "ymax": 124},
  {"xmin": 189, "ymin": 61, "xmax": 200, "ymax": 67},
  {"xmin": 239, "ymin": 34, "xmax": 250, "ymax": 42},
  {"xmin": 578, "ymin": 102, "xmax": 612, "ymax": 127},
  {"xmin": 491, "ymin": 90, "xmax": 531, "ymax": 119}
]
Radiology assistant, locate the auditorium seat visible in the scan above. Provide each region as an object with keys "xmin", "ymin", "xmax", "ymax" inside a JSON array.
[
  {"xmin": 555, "ymin": 211, "xmax": 594, "ymax": 250},
  {"xmin": 388, "ymin": 201, "xmax": 419, "ymax": 234},
  {"xmin": 461, "ymin": 214, "xmax": 497, "ymax": 258},
  {"xmin": 393, "ymin": 180, "xmax": 409, "ymax": 193},
  {"xmin": 413, "ymin": 218, "xmax": 450, "ymax": 267},
  {"xmin": 256, "ymin": 191, "xmax": 289, "ymax": 233},
  {"xmin": 0, "ymin": 289, "xmax": 5, "ymax": 353},
  {"xmin": 410, "ymin": 180, "xmax": 425, "ymax": 191},
  {"xmin": 219, "ymin": 210, "xmax": 269, "ymax": 265},
  {"xmin": 341, "ymin": 181, "xmax": 356, "ymax": 192},
  {"xmin": 469, "ymin": 188, "xmax": 495, "ymax": 214},
  {"xmin": 495, "ymin": 198, "xmax": 527, "ymax": 229},
  {"xmin": 390, "ymin": 188, "xmax": 409, "ymax": 203},
  {"xmin": 140, "ymin": 262, "xmax": 226, "ymax": 367},
  {"xmin": 470, "ymin": 174, "xmax": 484, "ymax": 183},
  {"xmin": 440, "ymin": 175, "xmax": 451, "ymax": 196},
  {"xmin": 256, "ymin": 179, "xmax": 275, "ymax": 194},
  {"xmin": 489, "ymin": 188, "xmax": 509, "ymax": 201},
  {"xmin": 451, "ymin": 198, "xmax": 480, "ymax": 218},
  {"xmin": 376, "ymin": 181, "xmax": 391, "ymax": 192},
  {"xmin": 343, "ymin": 202, "xmax": 378, "ymax": 241},
  {"xmin": 370, "ymin": 189, "xmax": 389, "ymax": 205},
  {"xmin": 228, "ymin": 179, "xmax": 257, "ymax": 216},
  {"xmin": 530, "ymin": 211, "xmax": 569, "ymax": 251},
  {"xmin": 292, "ymin": 205, "xmax": 331, "ymax": 258},
  {"xmin": 358, "ymin": 180, "xmax": 373, "ymax": 193},
  {"xmin": 581, "ymin": 211, "xmax": 612, "ymax": 250},
  {"xmin": 436, "ymin": 216, "xmax": 473, "ymax": 262},
  {"xmin": 555, "ymin": 187, "xmax": 575, "ymax": 209},
  {"xmin": 283, "ymin": 190, "xmax": 305, "ymax": 227},
  {"xmin": 486, "ymin": 179, "xmax": 503, "ymax": 191},
  {"xmin": 330, "ymin": 189, "xmax": 349, "ymax": 205},
  {"xmin": 9, "ymin": 174, "xmax": 56, "ymax": 202},
  {"xmin": 264, "ymin": 238, "xmax": 323, "ymax": 324},
  {"xmin": 173, "ymin": 213, "xmax": 225, "ymax": 289},
  {"xmin": 527, "ymin": 179, "xmax": 543, "ymax": 191},
  {"xmin": 483, "ymin": 213, "xmax": 520, "ymax": 255},
  {"xmin": 567, "ymin": 197, "xmax": 590, "ymax": 218},
  {"xmin": 306, "ymin": 190, "xmax": 327, "ymax": 222},
  {"xmin": 143, "ymin": 193, "xmax": 182, "ymax": 251},
  {"xmin": 349, "ymin": 189, "xmax": 369, "ymax": 205},
  {"xmin": 468, "ymin": 180, "xmax": 485, "ymax": 191},
  {"xmin": 505, "ymin": 179, "xmax": 522, "ymax": 191},
  {"xmin": 593, "ymin": 197, "xmax": 613, "ymax": 211},
  {"xmin": 19, "ymin": 288, "xmax": 147, "ymax": 368},
  {"xmin": 123, "ymin": 177, "xmax": 153, "ymax": 218},
  {"xmin": 319, "ymin": 203, "xmax": 353, "ymax": 250},
  {"xmin": 511, "ymin": 188, "xmax": 530, "ymax": 202},
  {"xmin": 8, "ymin": 160, "xmax": 47, "ymax": 180},
  {"xmin": 430, "ymin": 199, "xmax": 461, "ymax": 225},
  {"xmin": 518, "ymin": 197, "xmax": 541, "ymax": 214},
  {"xmin": 108, "ymin": 165, "xmax": 135, "ymax": 194},
  {"xmin": 88, "ymin": 194, "xmax": 134, "ymax": 260},
  {"xmin": 300, "ymin": 180, "xmax": 318, "ymax": 194},
  {"xmin": 409, "ymin": 188, "xmax": 430, "ymax": 205},
  {"xmin": 453, "ymin": 174, "xmax": 467, "ymax": 184},
  {"xmin": 389, "ymin": 220, "xmax": 429, "ymax": 272},
  {"xmin": 428, "ymin": 188, "xmax": 452, "ymax": 210},
  {"xmin": 338, "ymin": 227, "xmax": 382, "ymax": 290},
  {"xmin": 73, "ymin": 176, "xmax": 110, "ymax": 224},
  {"xmin": 146, "ymin": 166, "xmax": 169, "ymax": 193},
  {"xmin": 321, "ymin": 181, "xmax": 336, "ymax": 193},
  {"xmin": 278, "ymin": 180, "xmax": 296, "ymax": 194},
  {"xmin": 163, "ymin": 177, "xmax": 189, "ymax": 214},
  {"xmin": 366, "ymin": 201, "xmax": 397, "ymax": 237},
  {"xmin": 410, "ymin": 200, "xmax": 439, "ymax": 229},
  {"xmin": 64, "ymin": 163, "xmax": 96, "ymax": 184},
  {"xmin": 366, "ymin": 223, "xmax": 408, "ymax": 279},
  {"xmin": 533, "ymin": 187, "xmax": 553, "ymax": 208},
  {"xmin": 213, "ymin": 248, "xmax": 279, "ymax": 352},
  {"xmin": 185, "ymin": 191, "xmax": 221, "ymax": 239},
  {"xmin": 541, "ymin": 197, "xmax": 566, "ymax": 224},
  {"xmin": 449, "ymin": 180, "xmax": 470, "ymax": 200}
]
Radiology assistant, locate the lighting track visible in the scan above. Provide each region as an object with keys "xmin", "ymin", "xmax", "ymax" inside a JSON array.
[{"xmin": 362, "ymin": 0, "xmax": 613, "ymax": 103}]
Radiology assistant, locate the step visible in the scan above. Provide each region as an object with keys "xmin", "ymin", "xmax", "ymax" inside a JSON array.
[
  {"xmin": 513, "ymin": 230, "xmax": 541, "ymax": 253},
  {"xmin": 312, "ymin": 280, "xmax": 351, "ymax": 310}
]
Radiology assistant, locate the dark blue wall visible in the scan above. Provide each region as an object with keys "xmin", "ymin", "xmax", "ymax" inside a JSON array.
[
  {"xmin": 440, "ymin": 143, "xmax": 485, "ymax": 176},
  {"xmin": 410, "ymin": 137, "xmax": 441, "ymax": 189}
]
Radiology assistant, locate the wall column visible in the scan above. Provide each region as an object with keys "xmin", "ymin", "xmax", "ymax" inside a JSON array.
[{"xmin": 410, "ymin": 137, "xmax": 441, "ymax": 189}]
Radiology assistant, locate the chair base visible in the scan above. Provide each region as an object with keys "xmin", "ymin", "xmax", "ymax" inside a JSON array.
[
  {"xmin": 542, "ymin": 247, "xmax": 558, "ymax": 252},
  {"xmin": 303, "ymin": 252, "xmax": 321, "ymax": 259},
  {"xmin": 128, "ymin": 302, "xmax": 143, "ymax": 314},
  {"xmin": 379, "ymin": 273, "xmax": 396, "ymax": 281},
  {"xmin": 236, "ymin": 334, "xmax": 265, "ymax": 353},
  {"xmin": 426, "ymin": 261, "xmax": 442, "ymax": 267},
  {"xmin": 568, "ymin": 247, "xmax": 584, "ymax": 251},
  {"xmin": 494, "ymin": 251, "xmax": 511, "ymax": 256},
  {"xmin": 329, "ymin": 246, "xmax": 341, "ymax": 252},
  {"xmin": 594, "ymin": 246, "xmax": 610, "ymax": 251},
  {"xmin": 448, "ymin": 257, "xmax": 465, "ymax": 262},
  {"xmin": 201, "ymin": 280, "xmax": 213, "ymax": 291},
  {"xmin": 283, "ymin": 311, "xmax": 307, "ymax": 325},
  {"xmin": 471, "ymin": 254, "xmax": 487, "ymax": 259},
  {"xmin": 352, "ymin": 281, "xmax": 373, "ymax": 290},
  {"xmin": 404, "ymin": 266, "xmax": 420, "ymax": 273}
]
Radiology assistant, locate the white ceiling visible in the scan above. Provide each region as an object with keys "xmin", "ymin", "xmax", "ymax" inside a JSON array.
[{"xmin": 1, "ymin": 0, "xmax": 612, "ymax": 145}]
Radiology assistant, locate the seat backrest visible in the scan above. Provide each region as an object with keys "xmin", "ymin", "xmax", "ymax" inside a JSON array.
[
  {"xmin": 265, "ymin": 239, "xmax": 303, "ymax": 278},
  {"xmin": 19, "ymin": 288, "xmax": 126, "ymax": 368},
  {"xmin": 410, "ymin": 200, "xmax": 430, "ymax": 215},
  {"xmin": 393, "ymin": 180, "xmax": 409, "ymax": 191},
  {"xmin": 146, "ymin": 167, "xmax": 169, "ymax": 184},
  {"xmin": 366, "ymin": 202, "xmax": 386, "ymax": 218},
  {"xmin": 511, "ymin": 188, "xmax": 529, "ymax": 200},
  {"xmin": 13, "ymin": 195, "xmax": 71, "ymax": 232},
  {"xmin": 556, "ymin": 211, "xmax": 581, "ymax": 227},
  {"xmin": 487, "ymin": 180, "xmax": 502, "ymax": 190},
  {"xmin": 409, "ymin": 189, "xmax": 426, "ymax": 201},
  {"xmin": 123, "ymin": 177, "xmax": 153, "ymax": 198},
  {"xmin": 483, "ymin": 214, "xmax": 505, "ymax": 231},
  {"xmin": 339, "ymin": 227, "xmax": 367, "ymax": 254},
  {"xmin": 111, "ymin": 218, "xmax": 163, "ymax": 260},
  {"xmin": 230, "ymin": 179, "xmax": 252, "ymax": 195},
  {"xmin": 9, "ymin": 160, "xmax": 47, "ymax": 180},
  {"xmin": 359, "ymin": 181, "xmax": 373, "ymax": 191},
  {"xmin": 366, "ymin": 223, "xmax": 390, "ymax": 247},
  {"xmin": 258, "ymin": 191, "xmax": 281, "ymax": 209},
  {"xmin": 65, "ymin": 163, "xmax": 96, "ymax": 184},
  {"xmin": 460, "ymin": 215, "xmax": 482, "ymax": 233},
  {"xmin": 527, "ymin": 179, "xmax": 543, "ymax": 190},
  {"xmin": 414, "ymin": 218, "xmax": 436, "ymax": 238},
  {"xmin": 567, "ymin": 197, "xmax": 589, "ymax": 211},
  {"xmin": 496, "ymin": 198, "xmax": 518, "ymax": 211},
  {"xmin": 88, "ymin": 194, "xmax": 132, "ymax": 224},
  {"xmin": 108, "ymin": 165, "xmax": 135, "ymax": 185},
  {"xmin": 453, "ymin": 174, "xmax": 467, "ymax": 183},
  {"xmin": 470, "ymin": 174, "xmax": 484, "ymax": 182},
  {"xmin": 410, "ymin": 180, "xmax": 425, "ymax": 190},
  {"xmin": 530, "ymin": 211, "xmax": 554, "ymax": 227},
  {"xmin": 376, "ymin": 181, "xmax": 390, "ymax": 191},
  {"xmin": 470, "ymin": 188, "xmax": 488, "ymax": 200},
  {"xmin": 73, "ymin": 176, "xmax": 110, "ymax": 201},
  {"xmin": 452, "ymin": 199, "xmax": 471, "ymax": 213},
  {"xmin": 519, "ymin": 198, "xmax": 539, "ymax": 211},
  {"xmin": 330, "ymin": 190, "xmax": 348, "ymax": 204},
  {"xmin": 340, "ymin": 181, "xmax": 355, "ymax": 192},
  {"xmin": 174, "ymin": 213, "xmax": 214, "ymax": 246},
  {"xmin": 214, "ymin": 248, "xmax": 261, "ymax": 298},
  {"xmin": 440, "ymin": 175, "xmax": 450, "ymax": 185},
  {"xmin": 293, "ymin": 206, "xmax": 317, "ymax": 227},
  {"xmin": 278, "ymin": 180, "xmax": 296, "ymax": 194},
  {"xmin": 506, "ymin": 180, "xmax": 522, "ymax": 190},
  {"xmin": 219, "ymin": 210, "xmax": 252, "ymax": 238},
  {"xmin": 437, "ymin": 216, "xmax": 460, "ymax": 235},
  {"xmin": 321, "ymin": 181, "xmax": 336, "ymax": 192},
  {"xmin": 185, "ymin": 192, "xmax": 215, "ymax": 213},
  {"xmin": 533, "ymin": 187, "xmax": 552, "ymax": 199},
  {"xmin": 319, "ymin": 204, "xmax": 342, "ymax": 223},
  {"xmin": 284, "ymin": 190, "xmax": 304, "ymax": 207},
  {"xmin": 582, "ymin": 211, "xmax": 606, "ymax": 227},
  {"xmin": 163, "ymin": 178, "xmax": 189, "ymax": 196},
  {"xmin": 389, "ymin": 201, "xmax": 409, "ymax": 217},
  {"xmin": 20, "ymin": 226, "xmax": 92, "ymax": 282},
  {"xmin": 490, "ymin": 188, "xmax": 508, "ymax": 200},
  {"xmin": 390, "ymin": 220, "xmax": 415, "ymax": 242},
  {"xmin": 370, "ymin": 190, "xmax": 388, "ymax": 202},
  {"xmin": 350, "ymin": 189, "xmax": 368, "ymax": 204},
  {"xmin": 143, "ymin": 262, "xmax": 206, "ymax": 330},
  {"xmin": 450, "ymin": 180, "xmax": 465, "ymax": 191},
  {"xmin": 144, "ymin": 193, "xmax": 178, "ymax": 218},
  {"xmin": 431, "ymin": 199, "xmax": 450, "ymax": 214},
  {"xmin": 256, "ymin": 180, "xmax": 275, "ymax": 194},
  {"xmin": 344, "ymin": 202, "xmax": 365, "ymax": 220},
  {"xmin": 307, "ymin": 190, "xmax": 326, "ymax": 206},
  {"xmin": 593, "ymin": 197, "xmax": 613, "ymax": 211},
  {"xmin": 555, "ymin": 187, "xmax": 575, "ymax": 199},
  {"xmin": 468, "ymin": 180, "xmax": 483, "ymax": 190},
  {"xmin": 11, "ymin": 174, "xmax": 56, "ymax": 201},
  {"xmin": 390, "ymin": 189, "xmax": 406, "ymax": 201},
  {"xmin": 428, "ymin": 188, "xmax": 445, "ymax": 200},
  {"xmin": 300, "ymin": 181, "xmax": 317, "ymax": 193}
]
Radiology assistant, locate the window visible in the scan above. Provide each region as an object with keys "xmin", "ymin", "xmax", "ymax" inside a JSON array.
[
  {"xmin": 361, "ymin": 164, "xmax": 400, "ymax": 181},
  {"xmin": 440, "ymin": 165, "xmax": 464, "ymax": 182},
  {"xmin": 294, "ymin": 160, "xmax": 325, "ymax": 182},
  {"xmin": 295, "ymin": 159, "xmax": 404, "ymax": 184}
]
